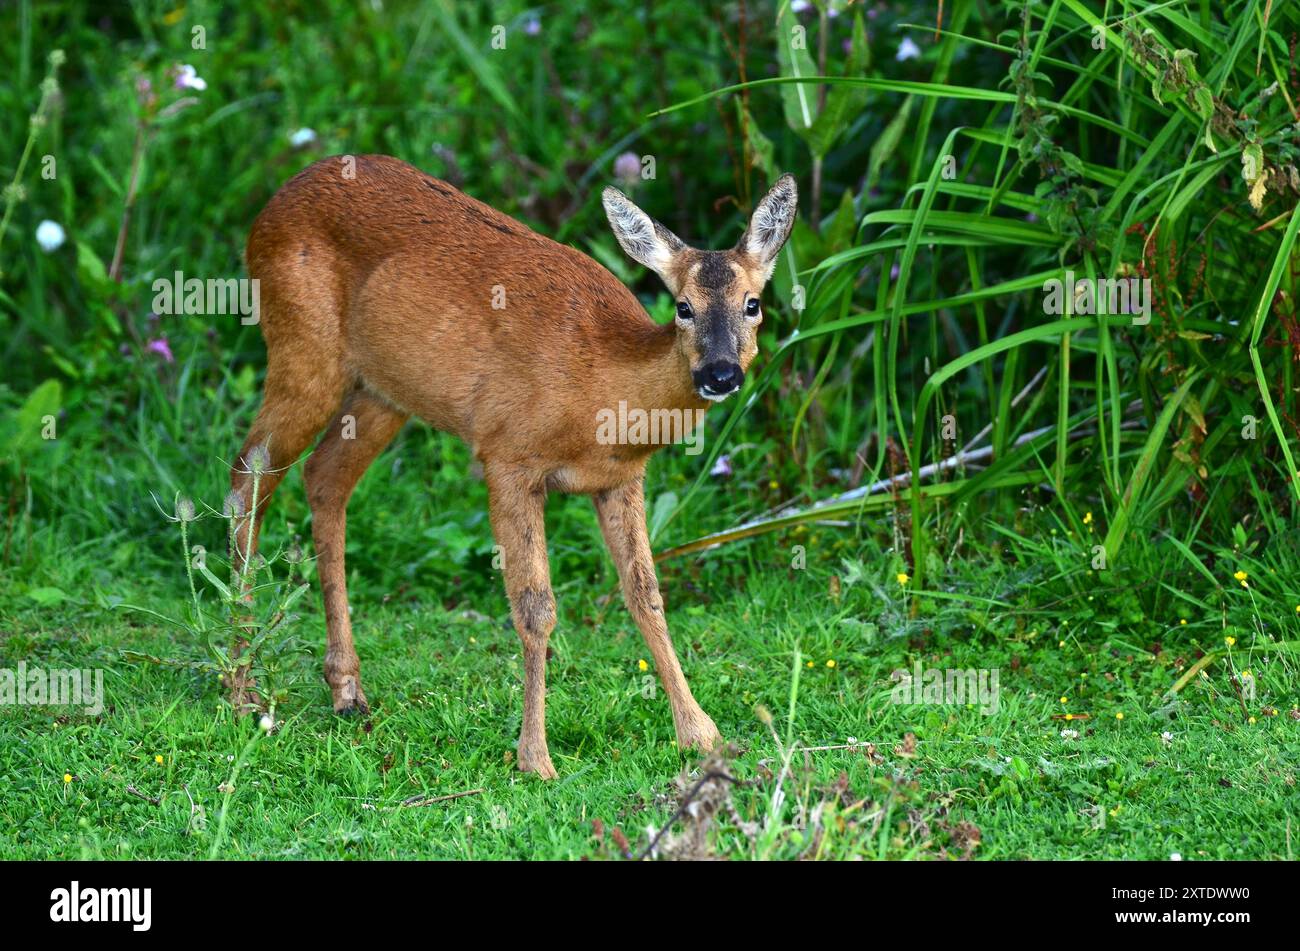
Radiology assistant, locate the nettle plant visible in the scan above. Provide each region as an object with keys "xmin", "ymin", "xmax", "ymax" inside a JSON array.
[{"xmin": 121, "ymin": 447, "xmax": 311, "ymax": 718}]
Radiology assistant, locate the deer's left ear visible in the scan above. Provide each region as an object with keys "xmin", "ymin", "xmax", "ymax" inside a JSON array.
[{"xmin": 737, "ymin": 173, "xmax": 798, "ymax": 279}]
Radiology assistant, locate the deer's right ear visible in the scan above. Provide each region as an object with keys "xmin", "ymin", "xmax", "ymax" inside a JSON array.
[{"xmin": 602, "ymin": 186, "xmax": 685, "ymax": 286}]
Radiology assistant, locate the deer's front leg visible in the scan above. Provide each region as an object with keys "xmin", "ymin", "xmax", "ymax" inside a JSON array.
[
  {"xmin": 594, "ymin": 479, "xmax": 720, "ymax": 753},
  {"xmin": 487, "ymin": 465, "xmax": 558, "ymax": 779}
]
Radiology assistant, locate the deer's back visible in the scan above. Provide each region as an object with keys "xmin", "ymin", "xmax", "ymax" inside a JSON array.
[{"xmin": 245, "ymin": 155, "xmax": 673, "ymax": 472}]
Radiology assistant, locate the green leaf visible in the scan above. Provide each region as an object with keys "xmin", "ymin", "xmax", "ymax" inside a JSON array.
[
  {"xmin": 27, "ymin": 586, "xmax": 70, "ymax": 605},
  {"xmin": 1103, "ymin": 372, "xmax": 1200, "ymax": 560},
  {"xmin": 648, "ymin": 491, "xmax": 679, "ymax": 543},
  {"xmin": 866, "ymin": 95, "xmax": 914, "ymax": 196},
  {"xmin": 430, "ymin": 1, "xmax": 519, "ymax": 119},
  {"xmin": 804, "ymin": 13, "xmax": 872, "ymax": 158},
  {"xmin": 196, "ymin": 561, "xmax": 234, "ymax": 601},
  {"xmin": 75, "ymin": 241, "xmax": 110, "ymax": 297},
  {"xmin": 4, "ymin": 379, "xmax": 62, "ymax": 462},
  {"xmin": 1192, "ymin": 84, "xmax": 1214, "ymax": 120},
  {"xmin": 737, "ymin": 99, "xmax": 777, "ymax": 181},
  {"xmin": 822, "ymin": 187, "xmax": 858, "ymax": 253},
  {"xmin": 774, "ymin": 2, "xmax": 818, "ymax": 134}
]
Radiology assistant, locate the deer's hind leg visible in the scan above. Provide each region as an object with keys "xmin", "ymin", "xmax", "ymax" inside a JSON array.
[
  {"xmin": 230, "ymin": 256, "xmax": 350, "ymax": 578},
  {"xmin": 230, "ymin": 366, "xmax": 343, "ymax": 577},
  {"xmin": 229, "ymin": 310, "xmax": 348, "ymax": 711},
  {"xmin": 304, "ymin": 389, "xmax": 409, "ymax": 715}
]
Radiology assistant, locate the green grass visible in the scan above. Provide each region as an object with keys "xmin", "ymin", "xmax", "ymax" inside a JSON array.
[{"xmin": 4, "ymin": 524, "xmax": 1297, "ymax": 860}]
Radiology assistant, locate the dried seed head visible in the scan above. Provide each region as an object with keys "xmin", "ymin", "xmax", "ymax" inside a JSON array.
[
  {"xmin": 222, "ymin": 490, "xmax": 246, "ymax": 519},
  {"xmin": 246, "ymin": 444, "xmax": 271, "ymax": 475},
  {"xmin": 754, "ymin": 704, "xmax": 773, "ymax": 726}
]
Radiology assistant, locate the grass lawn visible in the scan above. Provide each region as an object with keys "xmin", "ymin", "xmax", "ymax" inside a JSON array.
[{"xmin": 4, "ymin": 537, "xmax": 1296, "ymax": 860}]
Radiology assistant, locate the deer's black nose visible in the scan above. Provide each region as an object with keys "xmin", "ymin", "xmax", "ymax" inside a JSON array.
[{"xmin": 694, "ymin": 361, "xmax": 744, "ymax": 399}]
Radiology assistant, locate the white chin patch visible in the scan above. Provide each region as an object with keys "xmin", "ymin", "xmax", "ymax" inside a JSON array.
[{"xmin": 698, "ymin": 388, "xmax": 734, "ymax": 403}]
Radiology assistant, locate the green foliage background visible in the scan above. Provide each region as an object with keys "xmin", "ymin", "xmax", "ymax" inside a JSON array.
[
  {"xmin": 4, "ymin": 0, "xmax": 1300, "ymax": 847},
  {"xmin": 6, "ymin": 0, "xmax": 1300, "ymax": 618}
]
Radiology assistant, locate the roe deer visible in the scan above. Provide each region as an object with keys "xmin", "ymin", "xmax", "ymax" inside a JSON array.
[{"xmin": 230, "ymin": 155, "xmax": 797, "ymax": 778}]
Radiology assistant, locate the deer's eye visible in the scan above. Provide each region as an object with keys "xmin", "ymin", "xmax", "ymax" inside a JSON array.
[
  {"xmin": 745, "ymin": 298, "xmax": 761, "ymax": 317},
  {"xmin": 676, "ymin": 300, "xmax": 694, "ymax": 320}
]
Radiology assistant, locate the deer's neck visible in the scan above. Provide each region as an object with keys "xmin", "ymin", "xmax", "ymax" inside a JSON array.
[{"xmin": 625, "ymin": 321, "xmax": 709, "ymax": 417}]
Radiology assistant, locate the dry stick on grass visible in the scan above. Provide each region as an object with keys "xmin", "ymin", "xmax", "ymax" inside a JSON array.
[
  {"xmin": 852, "ymin": 364, "xmax": 1049, "ymax": 490},
  {"xmin": 108, "ymin": 96, "xmax": 196, "ymax": 283},
  {"xmin": 658, "ymin": 421, "xmax": 1103, "ymax": 562},
  {"xmin": 656, "ymin": 368, "xmax": 1144, "ymax": 562},
  {"xmin": 398, "ymin": 788, "xmax": 484, "ymax": 809},
  {"xmin": 637, "ymin": 770, "xmax": 739, "ymax": 861},
  {"xmin": 125, "ymin": 784, "xmax": 160, "ymax": 805},
  {"xmin": 108, "ymin": 123, "xmax": 146, "ymax": 283},
  {"xmin": 1168, "ymin": 651, "xmax": 1218, "ymax": 696},
  {"xmin": 954, "ymin": 364, "xmax": 1049, "ymax": 456},
  {"xmin": 847, "ymin": 415, "xmax": 1142, "ymax": 496},
  {"xmin": 688, "ymin": 400, "xmax": 1149, "ymax": 560},
  {"xmin": 850, "ymin": 383, "xmax": 1150, "ymax": 497}
]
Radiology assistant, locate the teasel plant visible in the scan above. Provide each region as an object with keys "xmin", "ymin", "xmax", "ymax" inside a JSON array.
[{"xmin": 119, "ymin": 445, "xmax": 312, "ymax": 721}]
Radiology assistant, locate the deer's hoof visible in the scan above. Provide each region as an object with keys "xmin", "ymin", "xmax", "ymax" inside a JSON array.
[
  {"xmin": 517, "ymin": 746, "xmax": 558, "ymax": 780},
  {"xmin": 330, "ymin": 676, "xmax": 369, "ymax": 717},
  {"xmin": 334, "ymin": 698, "xmax": 370, "ymax": 717},
  {"xmin": 677, "ymin": 713, "xmax": 722, "ymax": 753}
]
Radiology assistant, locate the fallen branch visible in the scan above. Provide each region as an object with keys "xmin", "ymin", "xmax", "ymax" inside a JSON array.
[
  {"xmin": 398, "ymin": 788, "xmax": 484, "ymax": 808},
  {"xmin": 1167, "ymin": 651, "xmax": 1218, "ymax": 695},
  {"xmin": 637, "ymin": 769, "xmax": 739, "ymax": 861},
  {"xmin": 125, "ymin": 784, "xmax": 160, "ymax": 805}
]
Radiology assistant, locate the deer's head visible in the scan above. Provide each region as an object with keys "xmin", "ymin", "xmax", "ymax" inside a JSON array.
[{"xmin": 603, "ymin": 174, "xmax": 797, "ymax": 402}]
